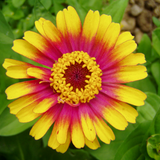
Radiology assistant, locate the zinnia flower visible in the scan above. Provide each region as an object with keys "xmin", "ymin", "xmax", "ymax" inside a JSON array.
[{"xmin": 3, "ymin": 6, "xmax": 147, "ymax": 153}]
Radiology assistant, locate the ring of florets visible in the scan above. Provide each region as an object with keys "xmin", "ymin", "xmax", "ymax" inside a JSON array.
[{"xmin": 50, "ymin": 51, "xmax": 102, "ymax": 106}]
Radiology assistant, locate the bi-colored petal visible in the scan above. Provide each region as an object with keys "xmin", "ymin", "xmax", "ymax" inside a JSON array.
[
  {"xmin": 56, "ymin": 104, "xmax": 72, "ymax": 144},
  {"xmin": 56, "ymin": 131, "xmax": 71, "ymax": 153},
  {"xmin": 85, "ymin": 137, "xmax": 100, "ymax": 150},
  {"xmin": 96, "ymin": 22, "xmax": 120, "ymax": 64},
  {"xmin": 16, "ymin": 101, "xmax": 41, "ymax": 122},
  {"xmin": 80, "ymin": 10, "xmax": 100, "ymax": 53},
  {"xmin": 30, "ymin": 104, "xmax": 61, "ymax": 140},
  {"xmin": 24, "ymin": 31, "xmax": 60, "ymax": 60},
  {"xmin": 102, "ymin": 84, "xmax": 147, "ymax": 106},
  {"xmin": 5, "ymin": 80, "xmax": 49, "ymax": 99},
  {"xmin": 56, "ymin": 6, "xmax": 81, "ymax": 51},
  {"xmin": 110, "ymin": 40, "xmax": 137, "ymax": 61},
  {"xmin": 90, "ymin": 14, "xmax": 111, "ymax": 57},
  {"xmin": 102, "ymin": 65, "xmax": 147, "ymax": 83},
  {"xmin": 27, "ymin": 67, "xmax": 51, "ymax": 81},
  {"xmin": 79, "ymin": 104, "xmax": 96, "ymax": 141},
  {"xmin": 71, "ymin": 108, "xmax": 85, "ymax": 148},
  {"xmin": 33, "ymin": 94, "xmax": 58, "ymax": 113},
  {"xmin": 93, "ymin": 117, "xmax": 115, "ymax": 144},
  {"xmin": 12, "ymin": 39, "xmax": 53, "ymax": 67},
  {"xmin": 8, "ymin": 88, "xmax": 53, "ymax": 114},
  {"xmin": 36, "ymin": 18, "xmax": 68, "ymax": 54}
]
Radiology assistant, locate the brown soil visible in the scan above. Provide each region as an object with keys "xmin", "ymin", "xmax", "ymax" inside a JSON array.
[{"xmin": 122, "ymin": 0, "xmax": 160, "ymax": 43}]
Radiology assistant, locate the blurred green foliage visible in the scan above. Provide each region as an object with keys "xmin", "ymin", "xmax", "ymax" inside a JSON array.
[{"xmin": 1, "ymin": 0, "xmax": 160, "ymax": 160}]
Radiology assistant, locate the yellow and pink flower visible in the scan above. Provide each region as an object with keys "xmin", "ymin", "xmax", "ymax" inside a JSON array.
[{"xmin": 3, "ymin": 6, "xmax": 147, "ymax": 153}]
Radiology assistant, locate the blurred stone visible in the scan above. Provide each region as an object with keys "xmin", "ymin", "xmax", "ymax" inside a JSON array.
[
  {"xmin": 137, "ymin": 9, "xmax": 152, "ymax": 32},
  {"xmin": 129, "ymin": 0, "xmax": 135, "ymax": 4},
  {"xmin": 134, "ymin": 28, "xmax": 144, "ymax": 43},
  {"xmin": 145, "ymin": 0, "xmax": 156, "ymax": 9},
  {"xmin": 154, "ymin": 5, "xmax": 160, "ymax": 17},
  {"xmin": 130, "ymin": 4, "xmax": 143, "ymax": 16},
  {"xmin": 121, "ymin": 15, "xmax": 136, "ymax": 31},
  {"xmin": 155, "ymin": 0, "xmax": 160, "ymax": 4},
  {"xmin": 135, "ymin": 0, "xmax": 145, "ymax": 8}
]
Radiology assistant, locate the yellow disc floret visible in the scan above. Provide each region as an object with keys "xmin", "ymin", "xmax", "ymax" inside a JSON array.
[{"xmin": 50, "ymin": 51, "xmax": 102, "ymax": 105}]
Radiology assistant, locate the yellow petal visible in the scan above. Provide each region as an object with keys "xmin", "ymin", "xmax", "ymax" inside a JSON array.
[
  {"xmin": 27, "ymin": 67, "xmax": 51, "ymax": 81},
  {"xmin": 12, "ymin": 39, "xmax": 53, "ymax": 67},
  {"xmin": 8, "ymin": 94, "xmax": 38, "ymax": 114},
  {"xmin": 30, "ymin": 113, "xmax": 54, "ymax": 140},
  {"xmin": 6, "ymin": 82, "xmax": 33, "ymax": 100},
  {"xmin": 48, "ymin": 124, "xmax": 60, "ymax": 149},
  {"xmin": 58, "ymin": 6, "xmax": 81, "ymax": 39},
  {"xmin": 80, "ymin": 113, "xmax": 96, "ymax": 141},
  {"xmin": 56, "ymin": 131, "xmax": 71, "ymax": 153},
  {"xmin": 16, "ymin": 101, "xmax": 41, "ymax": 122},
  {"xmin": 12, "ymin": 39, "xmax": 40, "ymax": 62},
  {"xmin": 114, "ymin": 102, "xmax": 138, "ymax": 123},
  {"xmin": 71, "ymin": 119, "xmax": 85, "ymax": 148},
  {"xmin": 93, "ymin": 117, "xmax": 115, "ymax": 144},
  {"xmin": 56, "ymin": 105, "xmax": 71, "ymax": 144},
  {"xmin": 117, "ymin": 65, "xmax": 147, "ymax": 83},
  {"xmin": 111, "ymin": 40, "xmax": 137, "ymax": 61},
  {"xmin": 6, "ymin": 65, "xmax": 32, "ymax": 79},
  {"xmin": 3, "ymin": 58, "xmax": 27, "ymax": 69},
  {"xmin": 85, "ymin": 137, "xmax": 100, "ymax": 150},
  {"xmin": 95, "ymin": 14, "xmax": 112, "ymax": 42},
  {"xmin": 33, "ymin": 96, "xmax": 57, "ymax": 113},
  {"xmin": 115, "ymin": 31, "xmax": 134, "ymax": 46},
  {"xmin": 102, "ymin": 107, "xmax": 128, "ymax": 130},
  {"xmin": 23, "ymin": 31, "xmax": 49, "ymax": 54},
  {"xmin": 35, "ymin": 17, "xmax": 46, "ymax": 36},
  {"xmin": 103, "ymin": 22, "xmax": 120, "ymax": 50},
  {"xmin": 119, "ymin": 53, "xmax": 146, "ymax": 66},
  {"xmin": 116, "ymin": 85, "xmax": 147, "ymax": 106},
  {"xmin": 81, "ymin": 10, "xmax": 100, "ymax": 43}
]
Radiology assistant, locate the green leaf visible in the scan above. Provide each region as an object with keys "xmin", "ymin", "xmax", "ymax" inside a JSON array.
[
  {"xmin": 137, "ymin": 34, "xmax": 152, "ymax": 65},
  {"xmin": 0, "ymin": 11, "xmax": 14, "ymax": 43},
  {"xmin": 0, "ymin": 108, "xmax": 38, "ymax": 136},
  {"xmin": 151, "ymin": 60, "xmax": 160, "ymax": 86},
  {"xmin": 101, "ymin": 0, "xmax": 129, "ymax": 23},
  {"xmin": 136, "ymin": 92, "xmax": 160, "ymax": 123},
  {"xmin": 0, "ymin": 129, "xmax": 42, "ymax": 160},
  {"xmin": 152, "ymin": 28, "xmax": 160, "ymax": 56},
  {"xmin": 153, "ymin": 17, "xmax": 160, "ymax": 27},
  {"xmin": 33, "ymin": 0, "xmax": 56, "ymax": 24},
  {"xmin": 79, "ymin": 0, "xmax": 103, "ymax": 11},
  {"xmin": 127, "ymin": 77, "xmax": 156, "ymax": 94},
  {"xmin": 12, "ymin": 0, "xmax": 25, "ymax": 8},
  {"xmin": 40, "ymin": 0, "xmax": 52, "ymax": 10},
  {"xmin": 52, "ymin": 0, "xmax": 65, "ymax": 15},
  {"xmin": 114, "ymin": 121, "xmax": 151, "ymax": 160},
  {"xmin": 0, "ymin": 129, "xmax": 95, "ymax": 160}
]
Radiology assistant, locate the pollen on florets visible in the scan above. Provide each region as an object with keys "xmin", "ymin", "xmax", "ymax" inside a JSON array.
[{"xmin": 50, "ymin": 51, "xmax": 102, "ymax": 105}]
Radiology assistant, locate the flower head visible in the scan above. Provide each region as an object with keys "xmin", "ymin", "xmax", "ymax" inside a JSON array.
[{"xmin": 3, "ymin": 6, "xmax": 147, "ymax": 153}]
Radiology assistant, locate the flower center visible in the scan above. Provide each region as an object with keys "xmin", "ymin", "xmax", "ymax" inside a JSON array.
[{"xmin": 50, "ymin": 51, "xmax": 102, "ymax": 106}]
